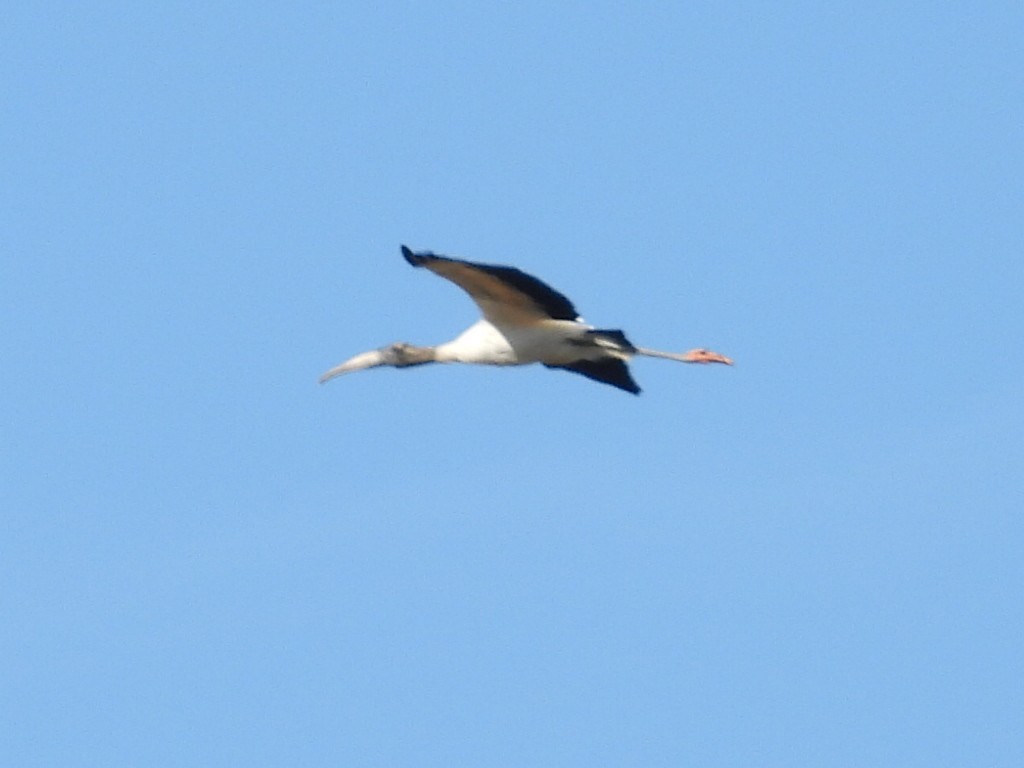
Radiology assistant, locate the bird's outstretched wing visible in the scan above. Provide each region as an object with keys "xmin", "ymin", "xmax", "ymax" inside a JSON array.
[{"xmin": 400, "ymin": 245, "xmax": 581, "ymax": 325}]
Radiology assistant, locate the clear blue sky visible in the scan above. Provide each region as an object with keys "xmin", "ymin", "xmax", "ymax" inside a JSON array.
[{"xmin": 3, "ymin": 2, "xmax": 1022, "ymax": 765}]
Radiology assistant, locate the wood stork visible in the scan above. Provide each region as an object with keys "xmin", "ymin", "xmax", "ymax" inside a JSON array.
[{"xmin": 319, "ymin": 245, "xmax": 733, "ymax": 395}]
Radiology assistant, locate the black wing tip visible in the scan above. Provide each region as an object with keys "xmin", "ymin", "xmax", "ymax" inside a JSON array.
[
  {"xmin": 401, "ymin": 244, "xmax": 439, "ymax": 267},
  {"xmin": 550, "ymin": 359, "xmax": 642, "ymax": 395},
  {"xmin": 616, "ymin": 375, "xmax": 642, "ymax": 395},
  {"xmin": 400, "ymin": 244, "xmax": 422, "ymax": 266}
]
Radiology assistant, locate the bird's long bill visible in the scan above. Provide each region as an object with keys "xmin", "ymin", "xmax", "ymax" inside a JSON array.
[{"xmin": 318, "ymin": 349, "xmax": 387, "ymax": 384}]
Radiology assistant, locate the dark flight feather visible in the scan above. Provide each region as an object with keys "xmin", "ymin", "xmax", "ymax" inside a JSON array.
[
  {"xmin": 547, "ymin": 358, "xmax": 642, "ymax": 395},
  {"xmin": 401, "ymin": 245, "xmax": 580, "ymax": 321}
]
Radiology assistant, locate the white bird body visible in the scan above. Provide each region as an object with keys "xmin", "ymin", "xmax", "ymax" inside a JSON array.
[
  {"xmin": 435, "ymin": 319, "xmax": 517, "ymax": 364},
  {"xmin": 320, "ymin": 246, "xmax": 732, "ymax": 394},
  {"xmin": 436, "ymin": 318, "xmax": 609, "ymax": 366}
]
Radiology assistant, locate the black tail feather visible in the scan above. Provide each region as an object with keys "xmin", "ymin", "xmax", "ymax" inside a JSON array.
[{"xmin": 585, "ymin": 329, "xmax": 637, "ymax": 354}]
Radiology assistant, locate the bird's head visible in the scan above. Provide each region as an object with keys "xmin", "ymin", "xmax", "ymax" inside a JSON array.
[
  {"xmin": 379, "ymin": 342, "xmax": 435, "ymax": 368},
  {"xmin": 319, "ymin": 342, "xmax": 436, "ymax": 384}
]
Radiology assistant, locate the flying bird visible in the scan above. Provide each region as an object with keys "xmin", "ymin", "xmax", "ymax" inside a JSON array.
[{"xmin": 319, "ymin": 245, "xmax": 733, "ymax": 395}]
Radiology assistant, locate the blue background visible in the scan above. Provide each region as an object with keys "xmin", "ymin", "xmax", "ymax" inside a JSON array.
[{"xmin": 3, "ymin": 2, "xmax": 1021, "ymax": 765}]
